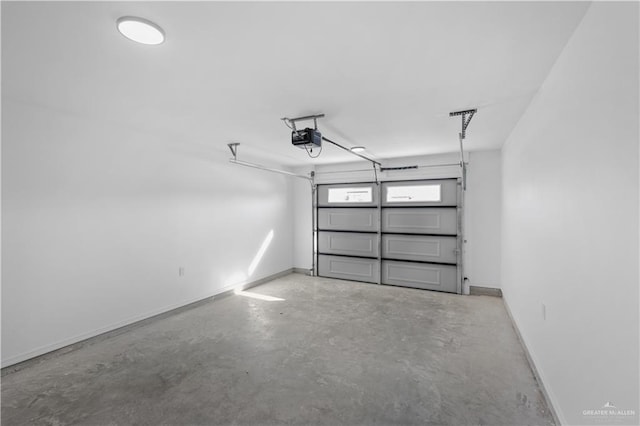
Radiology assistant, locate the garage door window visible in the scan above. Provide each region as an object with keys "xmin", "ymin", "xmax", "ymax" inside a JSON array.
[
  {"xmin": 328, "ymin": 187, "xmax": 373, "ymax": 203},
  {"xmin": 386, "ymin": 184, "xmax": 441, "ymax": 203}
]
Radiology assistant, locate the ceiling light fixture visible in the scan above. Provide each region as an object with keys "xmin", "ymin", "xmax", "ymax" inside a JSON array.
[
  {"xmin": 117, "ymin": 16, "xmax": 165, "ymax": 45},
  {"xmin": 350, "ymin": 146, "xmax": 366, "ymax": 152}
]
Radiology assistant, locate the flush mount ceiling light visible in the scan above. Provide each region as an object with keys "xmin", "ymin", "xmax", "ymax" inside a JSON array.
[
  {"xmin": 350, "ymin": 146, "xmax": 366, "ymax": 152},
  {"xmin": 117, "ymin": 16, "xmax": 165, "ymax": 45}
]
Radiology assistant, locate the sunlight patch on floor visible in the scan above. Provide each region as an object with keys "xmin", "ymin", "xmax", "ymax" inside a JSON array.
[{"xmin": 234, "ymin": 289, "xmax": 285, "ymax": 302}]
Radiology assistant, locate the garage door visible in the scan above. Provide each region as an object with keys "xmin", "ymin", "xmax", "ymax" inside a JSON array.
[
  {"xmin": 317, "ymin": 179, "xmax": 461, "ymax": 293},
  {"xmin": 317, "ymin": 183, "xmax": 380, "ymax": 283}
]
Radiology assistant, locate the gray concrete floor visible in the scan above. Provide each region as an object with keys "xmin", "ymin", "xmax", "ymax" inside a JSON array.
[{"xmin": 2, "ymin": 273, "xmax": 554, "ymax": 425}]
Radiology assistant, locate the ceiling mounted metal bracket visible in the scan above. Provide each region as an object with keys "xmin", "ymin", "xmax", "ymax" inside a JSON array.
[
  {"xmin": 227, "ymin": 142, "xmax": 313, "ymax": 183},
  {"xmin": 281, "ymin": 113, "xmax": 325, "ymax": 132},
  {"xmin": 227, "ymin": 142, "xmax": 240, "ymax": 160},
  {"xmin": 449, "ymin": 108, "xmax": 478, "ymax": 191},
  {"xmin": 449, "ymin": 108, "xmax": 477, "ymax": 140}
]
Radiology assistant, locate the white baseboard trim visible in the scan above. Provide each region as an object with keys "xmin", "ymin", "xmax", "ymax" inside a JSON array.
[
  {"xmin": 211, "ymin": 268, "xmax": 294, "ymax": 300},
  {"xmin": 502, "ymin": 295, "xmax": 565, "ymax": 425},
  {"xmin": 469, "ymin": 285, "xmax": 503, "ymax": 297},
  {"xmin": 293, "ymin": 267, "xmax": 312, "ymax": 275},
  {"xmin": 1, "ymin": 268, "xmax": 294, "ymax": 372}
]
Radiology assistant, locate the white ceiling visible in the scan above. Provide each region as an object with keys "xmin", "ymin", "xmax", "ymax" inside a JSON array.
[{"xmin": 2, "ymin": 1, "xmax": 589, "ymax": 166}]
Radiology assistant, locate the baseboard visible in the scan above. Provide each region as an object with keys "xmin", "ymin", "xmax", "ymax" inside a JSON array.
[
  {"xmin": 502, "ymin": 296, "xmax": 564, "ymax": 425},
  {"xmin": 469, "ymin": 285, "xmax": 503, "ymax": 297},
  {"xmin": 293, "ymin": 267, "xmax": 312, "ymax": 275},
  {"xmin": 213, "ymin": 268, "xmax": 294, "ymax": 300},
  {"xmin": 1, "ymin": 268, "xmax": 294, "ymax": 374}
]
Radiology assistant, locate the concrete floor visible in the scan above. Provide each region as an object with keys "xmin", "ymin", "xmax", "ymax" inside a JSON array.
[{"xmin": 2, "ymin": 273, "xmax": 554, "ymax": 425}]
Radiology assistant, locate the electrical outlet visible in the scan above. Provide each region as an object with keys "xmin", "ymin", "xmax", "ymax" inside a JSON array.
[
  {"xmin": 179, "ymin": 267, "xmax": 185, "ymax": 277},
  {"xmin": 541, "ymin": 303, "xmax": 546, "ymax": 320}
]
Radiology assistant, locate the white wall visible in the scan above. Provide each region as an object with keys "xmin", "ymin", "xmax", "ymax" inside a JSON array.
[
  {"xmin": 293, "ymin": 151, "xmax": 503, "ymax": 292},
  {"xmin": 1, "ymin": 100, "xmax": 294, "ymax": 367},
  {"xmin": 501, "ymin": 3, "xmax": 639, "ymax": 425},
  {"xmin": 292, "ymin": 167, "xmax": 313, "ymax": 272},
  {"xmin": 464, "ymin": 150, "xmax": 501, "ymax": 289}
]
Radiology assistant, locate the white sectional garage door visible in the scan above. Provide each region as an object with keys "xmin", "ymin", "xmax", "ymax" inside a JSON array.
[{"xmin": 317, "ymin": 179, "xmax": 461, "ymax": 293}]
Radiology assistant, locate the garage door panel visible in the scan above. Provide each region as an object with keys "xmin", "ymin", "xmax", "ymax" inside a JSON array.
[
  {"xmin": 382, "ymin": 208, "xmax": 457, "ymax": 235},
  {"xmin": 319, "ymin": 255, "xmax": 380, "ymax": 283},
  {"xmin": 318, "ymin": 208, "xmax": 379, "ymax": 232},
  {"xmin": 382, "ymin": 235, "xmax": 457, "ymax": 263},
  {"xmin": 382, "ymin": 179, "xmax": 458, "ymax": 207},
  {"xmin": 382, "ymin": 261, "xmax": 457, "ymax": 293},
  {"xmin": 319, "ymin": 232, "xmax": 379, "ymax": 257},
  {"xmin": 318, "ymin": 183, "xmax": 378, "ymax": 207}
]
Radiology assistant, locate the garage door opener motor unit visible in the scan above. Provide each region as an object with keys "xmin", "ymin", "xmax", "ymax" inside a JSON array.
[
  {"xmin": 292, "ymin": 128, "xmax": 322, "ymax": 150},
  {"xmin": 284, "ymin": 113, "xmax": 323, "ymax": 151}
]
